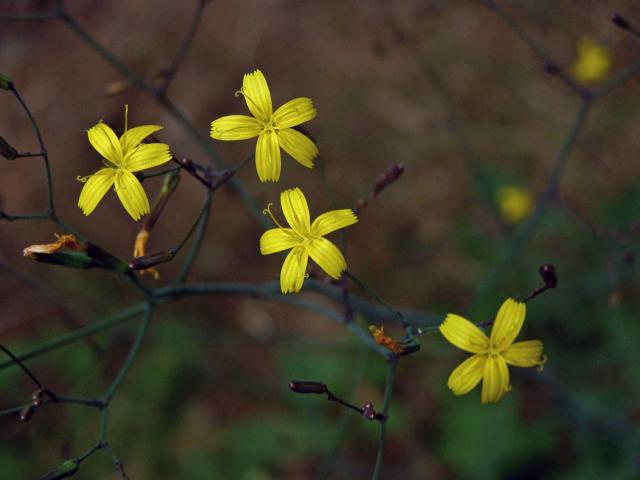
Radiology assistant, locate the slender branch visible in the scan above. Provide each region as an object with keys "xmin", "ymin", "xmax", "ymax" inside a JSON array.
[
  {"xmin": 0, "ymin": 303, "xmax": 147, "ymax": 370},
  {"xmin": 104, "ymin": 304, "xmax": 154, "ymax": 402},
  {"xmin": 371, "ymin": 357, "xmax": 398, "ymax": 480},
  {"xmin": 10, "ymin": 85, "xmax": 55, "ymax": 214},
  {"xmin": 173, "ymin": 189, "xmax": 213, "ymax": 283},
  {"xmin": 470, "ymin": 98, "xmax": 591, "ymax": 311},
  {"xmin": 0, "ymin": 343, "xmax": 43, "ymax": 388},
  {"xmin": 156, "ymin": 0, "xmax": 208, "ymax": 96}
]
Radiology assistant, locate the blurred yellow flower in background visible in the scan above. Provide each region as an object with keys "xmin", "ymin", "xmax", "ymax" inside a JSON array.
[
  {"xmin": 571, "ymin": 36, "xmax": 612, "ymax": 85},
  {"xmin": 496, "ymin": 185, "xmax": 533, "ymax": 224},
  {"xmin": 439, "ymin": 298, "xmax": 545, "ymax": 404},
  {"xmin": 77, "ymin": 106, "xmax": 172, "ymax": 221},
  {"xmin": 210, "ymin": 69, "xmax": 318, "ymax": 182},
  {"xmin": 260, "ymin": 187, "xmax": 357, "ymax": 293}
]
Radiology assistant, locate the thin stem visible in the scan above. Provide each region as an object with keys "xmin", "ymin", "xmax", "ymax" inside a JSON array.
[
  {"xmin": 10, "ymin": 85, "xmax": 54, "ymax": 214},
  {"xmin": 0, "ymin": 303, "xmax": 147, "ymax": 370},
  {"xmin": 0, "ymin": 343, "xmax": 43, "ymax": 388},
  {"xmin": 156, "ymin": 0, "xmax": 208, "ymax": 96},
  {"xmin": 344, "ymin": 271, "xmax": 405, "ymax": 326},
  {"xmin": 470, "ymin": 98, "xmax": 591, "ymax": 312},
  {"xmin": 173, "ymin": 190, "xmax": 213, "ymax": 283},
  {"xmin": 104, "ymin": 304, "xmax": 154, "ymax": 402},
  {"xmin": 371, "ymin": 357, "xmax": 397, "ymax": 480},
  {"xmin": 139, "ymin": 166, "xmax": 181, "ymax": 180}
]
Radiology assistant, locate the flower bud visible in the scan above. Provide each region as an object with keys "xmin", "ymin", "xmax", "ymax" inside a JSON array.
[
  {"xmin": 288, "ymin": 380, "xmax": 327, "ymax": 394},
  {"xmin": 539, "ymin": 264, "xmax": 557, "ymax": 288},
  {"xmin": 20, "ymin": 404, "xmax": 36, "ymax": 421},
  {"xmin": 0, "ymin": 73, "xmax": 13, "ymax": 91},
  {"xmin": 39, "ymin": 460, "xmax": 80, "ymax": 480},
  {"xmin": 373, "ymin": 163, "xmax": 404, "ymax": 196},
  {"xmin": 611, "ymin": 13, "xmax": 631, "ymax": 31},
  {"xmin": 25, "ymin": 251, "xmax": 94, "ymax": 269},
  {"xmin": 0, "ymin": 136, "xmax": 18, "ymax": 160},
  {"xmin": 129, "ymin": 250, "xmax": 174, "ymax": 270}
]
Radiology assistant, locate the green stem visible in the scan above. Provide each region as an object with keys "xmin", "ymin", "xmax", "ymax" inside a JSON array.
[
  {"xmin": 371, "ymin": 357, "xmax": 398, "ymax": 480},
  {"xmin": 104, "ymin": 304, "xmax": 154, "ymax": 402},
  {"xmin": 0, "ymin": 303, "xmax": 147, "ymax": 370},
  {"xmin": 173, "ymin": 190, "xmax": 213, "ymax": 283},
  {"xmin": 344, "ymin": 271, "xmax": 405, "ymax": 325}
]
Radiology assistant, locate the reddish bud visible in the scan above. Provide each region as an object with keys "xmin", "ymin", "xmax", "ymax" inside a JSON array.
[
  {"xmin": 288, "ymin": 381, "xmax": 327, "ymax": 394},
  {"xmin": 539, "ymin": 264, "xmax": 557, "ymax": 288}
]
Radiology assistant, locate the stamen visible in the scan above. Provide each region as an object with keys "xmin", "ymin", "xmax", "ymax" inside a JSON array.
[
  {"xmin": 262, "ymin": 203, "xmax": 285, "ymax": 229},
  {"xmin": 235, "ymin": 87, "xmax": 266, "ymax": 119},
  {"xmin": 537, "ymin": 355, "xmax": 548, "ymax": 372},
  {"xmin": 76, "ymin": 175, "xmax": 90, "ymax": 183}
]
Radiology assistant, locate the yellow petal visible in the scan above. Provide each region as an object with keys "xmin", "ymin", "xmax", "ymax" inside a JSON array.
[
  {"xmin": 120, "ymin": 125, "xmax": 163, "ymax": 153},
  {"xmin": 277, "ymin": 128, "xmax": 318, "ymax": 168},
  {"xmin": 439, "ymin": 314, "xmax": 490, "ymax": 354},
  {"xmin": 311, "ymin": 209, "xmax": 358, "ymax": 237},
  {"xmin": 242, "ymin": 69, "xmax": 272, "ymax": 122},
  {"xmin": 272, "ymin": 97, "xmax": 316, "ymax": 129},
  {"xmin": 124, "ymin": 143, "xmax": 172, "ymax": 172},
  {"xmin": 490, "ymin": 298, "xmax": 526, "ymax": 351},
  {"xmin": 280, "ymin": 187, "xmax": 311, "ymax": 235},
  {"xmin": 260, "ymin": 228, "xmax": 300, "ymax": 255},
  {"xmin": 481, "ymin": 355, "xmax": 510, "ymax": 403},
  {"xmin": 503, "ymin": 340, "xmax": 544, "ymax": 367},
  {"xmin": 280, "ymin": 246, "xmax": 308, "ymax": 294},
  {"xmin": 88, "ymin": 122, "xmax": 123, "ymax": 166},
  {"xmin": 78, "ymin": 168, "xmax": 116, "ymax": 216},
  {"xmin": 307, "ymin": 237, "xmax": 346, "ymax": 279},
  {"xmin": 210, "ymin": 115, "xmax": 263, "ymax": 140},
  {"xmin": 255, "ymin": 130, "xmax": 281, "ymax": 182},
  {"xmin": 447, "ymin": 354, "xmax": 486, "ymax": 395},
  {"xmin": 114, "ymin": 170, "xmax": 150, "ymax": 221}
]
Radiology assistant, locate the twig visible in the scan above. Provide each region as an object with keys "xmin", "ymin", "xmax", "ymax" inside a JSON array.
[{"xmin": 371, "ymin": 357, "xmax": 397, "ymax": 480}]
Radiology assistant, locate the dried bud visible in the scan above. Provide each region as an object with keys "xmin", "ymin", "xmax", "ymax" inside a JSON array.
[
  {"xmin": 32, "ymin": 389, "xmax": 44, "ymax": 407},
  {"xmin": 362, "ymin": 401, "xmax": 377, "ymax": 420},
  {"xmin": 373, "ymin": 163, "xmax": 404, "ymax": 196},
  {"xmin": 20, "ymin": 404, "xmax": 35, "ymax": 422},
  {"xmin": 39, "ymin": 460, "xmax": 80, "ymax": 480},
  {"xmin": 288, "ymin": 381, "xmax": 327, "ymax": 394},
  {"xmin": 539, "ymin": 264, "xmax": 557, "ymax": 288},
  {"xmin": 0, "ymin": 136, "xmax": 18, "ymax": 160},
  {"xmin": 129, "ymin": 250, "xmax": 174, "ymax": 271},
  {"xmin": 85, "ymin": 243, "xmax": 129, "ymax": 273},
  {"xmin": 611, "ymin": 13, "xmax": 631, "ymax": 31},
  {"xmin": 543, "ymin": 60, "xmax": 561, "ymax": 75},
  {"xmin": 0, "ymin": 73, "xmax": 13, "ymax": 91}
]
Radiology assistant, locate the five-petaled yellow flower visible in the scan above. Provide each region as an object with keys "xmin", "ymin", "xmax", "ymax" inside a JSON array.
[
  {"xmin": 439, "ymin": 298, "xmax": 545, "ymax": 404},
  {"xmin": 260, "ymin": 187, "xmax": 357, "ymax": 293},
  {"xmin": 78, "ymin": 106, "xmax": 172, "ymax": 221},
  {"xmin": 210, "ymin": 69, "xmax": 318, "ymax": 182},
  {"xmin": 571, "ymin": 36, "xmax": 612, "ymax": 85}
]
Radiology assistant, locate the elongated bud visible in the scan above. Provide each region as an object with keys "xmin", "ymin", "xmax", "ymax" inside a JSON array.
[
  {"xmin": 32, "ymin": 389, "xmax": 44, "ymax": 407},
  {"xmin": 611, "ymin": 13, "xmax": 631, "ymax": 31},
  {"xmin": 129, "ymin": 250, "xmax": 174, "ymax": 270},
  {"xmin": 20, "ymin": 404, "xmax": 36, "ymax": 422},
  {"xmin": 0, "ymin": 73, "xmax": 13, "ymax": 91},
  {"xmin": 0, "ymin": 136, "xmax": 18, "ymax": 160},
  {"xmin": 539, "ymin": 264, "xmax": 557, "ymax": 288},
  {"xmin": 25, "ymin": 251, "xmax": 94, "ymax": 269},
  {"xmin": 288, "ymin": 380, "xmax": 327, "ymax": 394},
  {"xmin": 39, "ymin": 460, "xmax": 80, "ymax": 480},
  {"xmin": 86, "ymin": 243, "xmax": 129, "ymax": 273},
  {"xmin": 373, "ymin": 163, "xmax": 404, "ymax": 196}
]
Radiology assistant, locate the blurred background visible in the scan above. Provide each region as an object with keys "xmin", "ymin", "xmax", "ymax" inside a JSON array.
[{"xmin": 1, "ymin": 0, "xmax": 640, "ymax": 478}]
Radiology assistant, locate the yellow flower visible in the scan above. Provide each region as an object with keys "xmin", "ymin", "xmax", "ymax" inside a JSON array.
[
  {"xmin": 260, "ymin": 187, "xmax": 357, "ymax": 293},
  {"xmin": 496, "ymin": 185, "xmax": 533, "ymax": 224},
  {"xmin": 439, "ymin": 298, "xmax": 545, "ymax": 404},
  {"xmin": 571, "ymin": 36, "xmax": 612, "ymax": 85},
  {"xmin": 78, "ymin": 105, "xmax": 172, "ymax": 220},
  {"xmin": 210, "ymin": 69, "xmax": 318, "ymax": 182}
]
